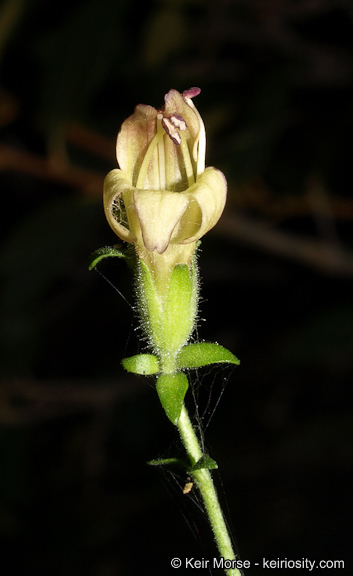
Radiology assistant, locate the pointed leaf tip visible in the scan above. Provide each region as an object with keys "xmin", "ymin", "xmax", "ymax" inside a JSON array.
[
  {"xmin": 190, "ymin": 454, "xmax": 218, "ymax": 471},
  {"xmin": 88, "ymin": 245, "xmax": 126, "ymax": 270},
  {"xmin": 156, "ymin": 373, "xmax": 189, "ymax": 425},
  {"xmin": 177, "ymin": 342, "xmax": 240, "ymax": 370}
]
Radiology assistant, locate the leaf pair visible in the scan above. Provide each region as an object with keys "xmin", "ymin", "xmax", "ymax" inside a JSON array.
[
  {"xmin": 122, "ymin": 342, "xmax": 240, "ymax": 376},
  {"xmin": 148, "ymin": 453, "xmax": 218, "ymax": 472},
  {"xmin": 122, "ymin": 343, "xmax": 240, "ymax": 425}
]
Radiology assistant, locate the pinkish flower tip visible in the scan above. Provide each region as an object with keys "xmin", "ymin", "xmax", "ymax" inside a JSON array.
[{"xmin": 182, "ymin": 87, "xmax": 201, "ymax": 99}]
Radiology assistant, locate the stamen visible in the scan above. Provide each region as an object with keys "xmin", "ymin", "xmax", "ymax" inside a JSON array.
[
  {"xmin": 170, "ymin": 114, "xmax": 187, "ymax": 131},
  {"xmin": 158, "ymin": 128, "xmax": 166, "ymax": 190},
  {"xmin": 180, "ymin": 133, "xmax": 195, "ymax": 188},
  {"xmin": 182, "ymin": 87, "xmax": 201, "ymax": 99},
  {"xmin": 162, "ymin": 117, "xmax": 182, "ymax": 145},
  {"xmin": 183, "ymin": 96, "xmax": 206, "ymax": 179}
]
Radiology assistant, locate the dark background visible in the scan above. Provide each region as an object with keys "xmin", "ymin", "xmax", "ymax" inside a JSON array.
[{"xmin": 0, "ymin": 0, "xmax": 352, "ymax": 574}]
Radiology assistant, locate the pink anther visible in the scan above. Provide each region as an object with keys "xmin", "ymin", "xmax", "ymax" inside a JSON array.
[{"xmin": 182, "ymin": 87, "xmax": 201, "ymax": 99}]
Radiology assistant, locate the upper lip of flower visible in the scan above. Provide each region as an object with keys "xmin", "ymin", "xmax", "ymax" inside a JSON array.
[{"xmin": 116, "ymin": 88, "xmax": 205, "ymax": 193}]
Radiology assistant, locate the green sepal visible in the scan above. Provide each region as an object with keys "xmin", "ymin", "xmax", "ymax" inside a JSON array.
[
  {"xmin": 156, "ymin": 373, "xmax": 189, "ymax": 425},
  {"xmin": 122, "ymin": 354, "xmax": 160, "ymax": 375},
  {"xmin": 189, "ymin": 454, "xmax": 218, "ymax": 472},
  {"xmin": 88, "ymin": 245, "xmax": 126, "ymax": 270},
  {"xmin": 163, "ymin": 264, "xmax": 196, "ymax": 355},
  {"xmin": 147, "ymin": 457, "xmax": 188, "ymax": 468},
  {"xmin": 177, "ymin": 342, "xmax": 240, "ymax": 370},
  {"xmin": 138, "ymin": 260, "xmax": 162, "ymax": 345},
  {"xmin": 138, "ymin": 260, "xmax": 198, "ymax": 361}
]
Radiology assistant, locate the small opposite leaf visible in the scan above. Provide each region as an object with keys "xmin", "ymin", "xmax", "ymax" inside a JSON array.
[
  {"xmin": 156, "ymin": 373, "xmax": 188, "ymax": 425},
  {"xmin": 190, "ymin": 454, "xmax": 218, "ymax": 471},
  {"xmin": 147, "ymin": 457, "xmax": 187, "ymax": 468},
  {"xmin": 122, "ymin": 354, "xmax": 160, "ymax": 375},
  {"xmin": 88, "ymin": 245, "xmax": 126, "ymax": 270},
  {"xmin": 177, "ymin": 342, "xmax": 240, "ymax": 370}
]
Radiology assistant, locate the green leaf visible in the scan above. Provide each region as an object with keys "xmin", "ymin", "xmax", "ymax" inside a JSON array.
[
  {"xmin": 147, "ymin": 457, "xmax": 187, "ymax": 468},
  {"xmin": 122, "ymin": 354, "xmax": 160, "ymax": 375},
  {"xmin": 156, "ymin": 373, "xmax": 189, "ymax": 425},
  {"xmin": 177, "ymin": 342, "xmax": 240, "ymax": 369},
  {"xmin": 88, "ymin": 245, "xmax": 126, "ymax": 270},
  {"xmin": 189, "ymin": 454, "xmax": 218, "ymax": 471}
]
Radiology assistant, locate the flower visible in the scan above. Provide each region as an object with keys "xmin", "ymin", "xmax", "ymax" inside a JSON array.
[{"xmin": 103, "ymin": 88, "xmax": 227, "ymax": 288}]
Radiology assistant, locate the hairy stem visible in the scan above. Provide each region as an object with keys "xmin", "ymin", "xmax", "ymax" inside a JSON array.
[{"xmin": 177, "ymin": 405, "xmax": 242, "ymax": 576}]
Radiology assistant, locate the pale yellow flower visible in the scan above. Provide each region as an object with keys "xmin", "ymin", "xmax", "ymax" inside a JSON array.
[{"xmin": 103, "ymin": 88, "xmax": 227, "ymax": 289}]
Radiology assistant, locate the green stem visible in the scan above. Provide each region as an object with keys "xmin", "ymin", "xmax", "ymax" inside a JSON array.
[
  {"xmin": 177, "ymin": 405, "xmax": 242, "ymax": 576},
  {"xmin": 138, "ymin": 256, "xmax": 240, "ymax": 574}
]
